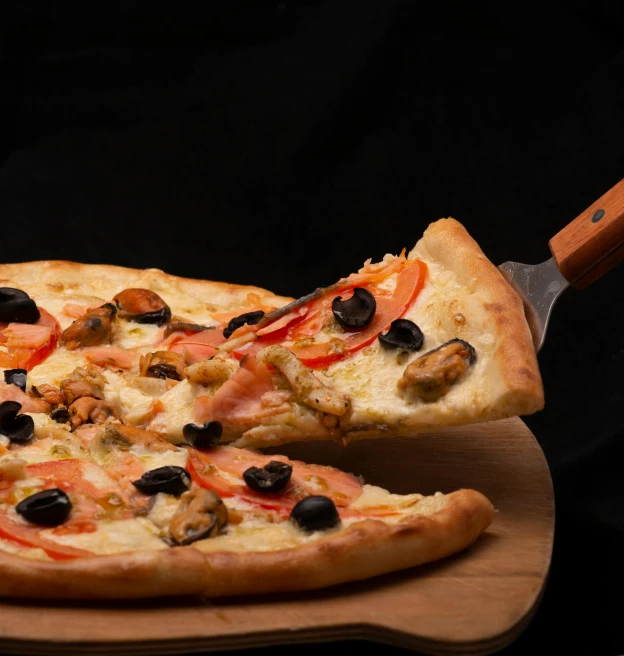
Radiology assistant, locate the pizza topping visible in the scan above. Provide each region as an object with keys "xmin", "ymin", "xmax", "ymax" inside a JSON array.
[
  {"xmin": 0, "ymin": 457, "xmax": 27, "ymax": 482},
  {"xmin": 0, "ymin": 385, "xmax": 51, "ymax": 414},
  {"xmin": 164, "ymin": 321, "xmax": 210, "ymax": 338},
  {"xmin": 68, "ymin": 397, "xmax": 115, "ymax": 429},
  {"xmin": 398, "ymin": 338, "xmax": 477, "ymax": 401},
  {"xmin": 113, "ymin": 289, "xmax": 171, "ymax": 326},
  {"xmin": 0, "ymin": 288, "xmax": 40, "ymax": 324},
  {"xmin": 184, "ymin": 358, "xmax": 236, "ymax": 385},
  {"xmin": 50, "ymin": 407, "xmax": 71, "ymax": 424},
  {"xmin": 15, "ymin": 488, "xmax": 72, "ymax": 527},
  {"xmin": 257, "ymin": 345, "xmax": 350, "ymax": 416},
  {"xmin": 223, "ymin": 310, "xmax": 265, "ymax": 339},
  {"xmin": 83, "ymin": 346, "xmax": 136, "ymax": 370},
  {"xmin": 140, "ymin": 351, "xmax": 186, "ymax": 381},
  {"xmin": 0, "ymin": 308, "xmax": 61, "ymax": 371},
  {"xmin": 277, "ymin": 258, "xmax": 428, "ymax": 369},
  {"xmin": 331, "ymin": 288, "xmax": 376, "ymax": 330},
  {"xmin": 61, "ymin": 304, "xmax": 117, "ymax": 351},
  {"xmin": 168, "ymin": 329, "xmax": 226, "ymax": 363},
  {"xmin": 243, "ymin": 461, "xmax": 293, "ymax": 494},
  {"xmin": 132, "ymin": 466, "xmax": 191, "ymax": 497},
  {"xmin": 168, "ymin": 488, "xmax": 227, "ymax": 545},
  {"xmin": 91, "ymin": 424, "xmax": 177, "ymax": 459},
  {"xmin": 189, "ymin": 446, "xmax": 362, "ymax": 511},
  {"xmin": 378, "ymin": 319, "xmax": 424, "ymax": 352},
  {"xmin": 210, "ymin": 355, "xmax": 275, "ymax": 426},
  {"xmin": 183, "ymin": 421, "xmax": 222, "ymax": 449},
  {"xmin": 289, "ymin": 495, "xmax": 340, "ymax": 531},
  {"xmin": 3, "ymin": 368, "xmax": 27, "ymax": 392},
  {"xmin": 60, "ymin": 366, "xmax": 106, "ymax": 405},
  {"xmin": 31, "ymin": 383, "xmax": 64, "ymax": 407},
  {"xmin": 2, "ymin": 324, "xmax": 53, "ymax": 351},
  {"xmin": 0, "ymin": 401, "xmax": 35, "ymax": 444}
]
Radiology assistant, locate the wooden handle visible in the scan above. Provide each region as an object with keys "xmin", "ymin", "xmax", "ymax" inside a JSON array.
[{"xmin": 548, "ymin": 178, "xmax": 624, "ymax": 289}]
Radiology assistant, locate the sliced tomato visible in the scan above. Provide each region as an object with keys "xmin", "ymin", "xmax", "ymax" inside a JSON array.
[
  {"xmin": 0, "ymin": 308, "xmax": 61, "ymax": 371},
  {"xmin": 286, "ymin": 258, "xmax": 427, "ymax": 368},
  {"xmin": 229, "ymin": 258, "xmax": 427, "ymax": 367},
  {"xmin": 0, "ymin": 515, "xmax": 90, "ymax": 559},
  {"xmin": 188, "ymin": 446, "xmax": 362, "ymax": 514},
  {"xmin": 0, "ymin": 459, "xmax": 121, "ymax": 559},
  {"xmin": 256, "ymin": 307, "xmax": 308, "ymax": 337}
]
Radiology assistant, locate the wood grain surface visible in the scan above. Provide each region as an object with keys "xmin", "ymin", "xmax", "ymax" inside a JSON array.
[
  {"xmin": 549, "ymin": 177, "xmax": 624, "ymax": 289},
  {"xmin": 0, "ymin": 418, "xmax": 554, "ymax": 656}
]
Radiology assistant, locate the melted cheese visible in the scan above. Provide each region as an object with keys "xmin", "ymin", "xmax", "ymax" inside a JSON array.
[
  {"xmin": 28, "ymin": 349, "xmax": 85, "ymax": 388},
  {"xmin": 194, "ymin": 520, "xmax": 322, "ymax": 553},
  {"xmin": 115, "ymin": 322, "xmax": 161, "ymax": 350},
  {"xmin": 151, "ymin": 380, "xmax": 198, "ymax": 443},
  {"xmin": 16, "ymin": 417, "xmax": 87, "ymax": 464},
  {"xmin": 129, "ymin": 445, "xmax": 188, "ymax": 472},
  {"xmin": 42, "ymin": 518, "xmax": 167, "ymax": 554},
  {"xmin": 147, "ymin": 493, "xmax": 180, "ymax": 530},
  {"xmin": 320, "ymin": 253, "xmax": 496, "ymax": 429}
]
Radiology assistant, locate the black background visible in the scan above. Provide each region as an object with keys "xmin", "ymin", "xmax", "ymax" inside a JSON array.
[{"xmin": 2, "ymin": 1, "xmax": 624, "ymax": 654}]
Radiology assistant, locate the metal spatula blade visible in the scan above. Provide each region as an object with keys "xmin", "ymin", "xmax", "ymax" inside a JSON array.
[
  {"xmin": 498, "ymin": 258, "xmax": 569, "ymax": 353},
  {"xmin": 495, "ymin": 177, "xmax": 624, "ymax": 354}
]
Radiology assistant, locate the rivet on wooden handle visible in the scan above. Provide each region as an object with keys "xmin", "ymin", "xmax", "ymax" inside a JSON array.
[{"xmin": 548, "ymin": 178, "xmax": 624, "ymax": 290}]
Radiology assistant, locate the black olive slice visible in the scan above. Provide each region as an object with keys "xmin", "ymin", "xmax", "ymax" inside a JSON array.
[
  {"xmin": 223, "ymin": 310, "xmax": 265, "ymax": 339},
  {"xmin": 132, "ymin": 466, "xmax": 191, "ymax": 496},
  {"xmin": 331, "ymin": 288, "xmax": 376, "ymax": 330},
  {"xmin": 378, "ymin": 319, "xmax": 424, "ymax": 351},
  {"xmin": 183, "ymin": 421, "xmax": 223, "ymax": 449},
  {"xmin": 16, "ymin": 488, "xmax": 72, "ymax": 526},
  {"xmin": 50, "ymin": 406, "xmax": 71, "ymax": 424},
  {"xmin": 0, "ymin": 288, "xmax": 29, "ymax": 302},
  {"xmin": 0, "ymin": 401, "xmax": 35, "ymax": 444},
  {"xmin": 0, "ymin": 288, "xmax": 40, "ymax": 324},
  {"xmin": 289, "ymin": 495, "xmax": 340, "ymax": 531},
  {"xmin": 243, "ymin": 461, "xmax": 293, "ymax": 493},
  {"xmin": 3, "ymin": 368, "xmax": 27, "ymax": 392}
]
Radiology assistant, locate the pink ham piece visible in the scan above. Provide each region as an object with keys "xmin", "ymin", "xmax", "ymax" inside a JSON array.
[
  {"xmin": 82, "ymin": 346, "xmax": 137, "ymax": 370},
  {"xmin": 210, "ymin": 356, "xmax": 274, "ymax": 426},
  {"xmin": 0, "ymin": 385, "xmax": 51, "ymax": 414}
]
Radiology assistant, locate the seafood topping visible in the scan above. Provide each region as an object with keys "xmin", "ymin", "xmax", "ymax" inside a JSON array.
[{"xmin": 113, "ymin": 289, "xmax": 171, "ymax": 325}]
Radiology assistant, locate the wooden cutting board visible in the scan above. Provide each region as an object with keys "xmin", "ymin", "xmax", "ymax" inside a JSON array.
[{"xmin": 0, "ymin": 417, "xmax": 554, "ymax": 656}]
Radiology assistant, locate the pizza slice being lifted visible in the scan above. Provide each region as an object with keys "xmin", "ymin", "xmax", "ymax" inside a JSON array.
[{"xmin": 0, "ymin": 217, "xmax": 543, "ymax": 451}]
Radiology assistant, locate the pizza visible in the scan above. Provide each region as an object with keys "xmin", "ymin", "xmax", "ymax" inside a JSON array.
[{"xmin": 0, "ymin": 217, "xmax": 537, "ymax": 599}]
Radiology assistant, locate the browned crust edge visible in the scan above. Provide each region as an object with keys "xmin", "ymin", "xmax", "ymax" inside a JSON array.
[
  {"xmin": 0, "ymin": 260, "xmax": 294, "ymax": 309},
  {"xmin": 0, "ymin": 489, "xmax": 493, "ymax": 600},
  {"xmin": 420, "ymin": 218, "xmax": 544, "ymax": 417}
]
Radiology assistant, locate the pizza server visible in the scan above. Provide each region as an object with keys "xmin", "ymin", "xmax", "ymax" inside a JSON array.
[{"xmin": 499, "ymin": 177, "xmax": 624, "ymax": 352}]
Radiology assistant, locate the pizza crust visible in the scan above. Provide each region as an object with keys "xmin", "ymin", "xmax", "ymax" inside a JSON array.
[
  {"xmin": 0, "ymin": 489, "xmax": 493, "ymax": 599},
  {"xmin": 410, "ymin": 218, "xmax": 543, "ymax": 418},
  {"xmin": 0, "ymin": 260, "xmax": 293, "ymax": 321}
]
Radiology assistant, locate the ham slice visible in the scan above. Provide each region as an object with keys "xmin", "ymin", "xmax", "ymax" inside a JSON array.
[
  {"xmin": 0, "ymin": 385, "xmax": 51, "ymax": 414},
  {"xmin": 82, "ymin": 346, "xmax": 137, "ymax": 370},
  {"xmin": 210, "ymin": 356, "xmax": 274, "ymax": 426},
  {"xmin": 1, "ymin": 324, "xmax": 52, "ymax": 349}
]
